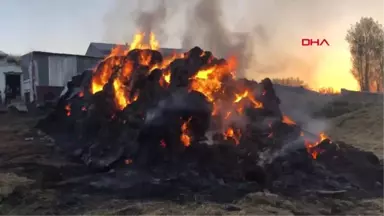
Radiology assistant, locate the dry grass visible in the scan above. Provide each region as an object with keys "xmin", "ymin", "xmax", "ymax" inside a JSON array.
[
  {"xmin": 327, "ymin": 104, "xmax": 383, "ymax": 158},
  {"xmin": 80, "ymin": 191, "xmax": 383, "ymax": 215},
  {"xmin": 0, "ymin": 173, "xmax": 34, "ymax": 202}
]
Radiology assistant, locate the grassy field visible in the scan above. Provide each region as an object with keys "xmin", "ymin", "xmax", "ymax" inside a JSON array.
[{"xmin": 0, "ymin": 97, "xmax": 382, "ymax": 215}]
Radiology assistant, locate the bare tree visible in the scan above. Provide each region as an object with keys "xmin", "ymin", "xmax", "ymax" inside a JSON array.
[{"xmin": 346, "ymin": 17, "xmax": 384, "ymax": 92}]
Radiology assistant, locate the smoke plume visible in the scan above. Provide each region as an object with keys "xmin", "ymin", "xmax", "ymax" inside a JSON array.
[
  {"xmin": 181, "ymin": 0, "xmax": 254, "ymax": 77},
  {"xmin": 102, "ymin": 0, "xmax": 179, "ymax": 44},
  {"xmin": 103, "ymin": 0, "xmax": 383, "ymax": 86}
]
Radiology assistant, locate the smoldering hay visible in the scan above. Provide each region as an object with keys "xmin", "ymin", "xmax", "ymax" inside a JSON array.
[{"xmin": 36, "ymin": 32, "xmax": 382, "ymax": 196}]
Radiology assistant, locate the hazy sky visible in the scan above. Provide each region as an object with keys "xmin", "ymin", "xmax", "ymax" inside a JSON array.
[
  {"xmin": 0, "ymin": 0, "xmax": 383, "ymax": 90},
  {"xmin": 0, "ymin": 0, "xmax": 109, "ymax": 55}
]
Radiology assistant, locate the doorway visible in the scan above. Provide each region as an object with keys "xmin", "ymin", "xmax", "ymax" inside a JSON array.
[{"xmin": 5, "ymin": 73, "xmax": 21, "ymax": 102}]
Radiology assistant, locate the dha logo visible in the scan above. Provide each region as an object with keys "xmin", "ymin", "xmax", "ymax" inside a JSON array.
[{"xmin": 302, "ymin": 38, "xmax": 330, "ymax": 46}]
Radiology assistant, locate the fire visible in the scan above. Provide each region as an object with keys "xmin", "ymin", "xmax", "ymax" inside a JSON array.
[
  {"xmin": 224, "ymin": 127, "xmax": 241, "ymax": 145},
  {"xmin": 91, "ymin": 32, "xmax": 158, "ymax": 110},
  {"xmin": 159, "ymin": 69, "xmax": 171, "ymax": 88},
  {"xmin": 282, "ymin": 115, "xmax": 296, "ymax": 125},
  {"xmin": 279, "ymin": 115, "xmax": 331, "ymax": 159},
  {"xmin": 247, "ymin": 93, "xmax": 263, "ymax": 108},
  {"xmin": 304, "ymin": 132, "xmax": 329, "ymax": 159},
  {"xmin": 65, "ymin": 104, "xmax": 71, "ymax": 116},
  {"xmin": 189, "ymin": 56, "xmax": 237, "ymax": 102},
  {"xmin": 129, "ymin": 32, "xmax": 159, "ymax": 51},
  {"xmin": 233, "ymin": 90, "xmax": 263, "ymax": 108},
  {"xmin": 234, "ymin": 91, "xmax": 248, "ymax": 103},
  {"xmin": 180, "ymin": 118, "xmax": 192, "ymax": 147}
]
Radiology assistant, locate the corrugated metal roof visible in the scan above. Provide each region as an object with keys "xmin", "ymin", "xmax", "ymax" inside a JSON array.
[
  {"xmin": 86, "ymin": 42, "xmax": 185, "ymax": 58},
  {"xmin": 21, "ymin": 51, "xmax": 101, "ymax": 59}
]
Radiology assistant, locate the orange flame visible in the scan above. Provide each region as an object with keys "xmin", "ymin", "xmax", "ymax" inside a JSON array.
[
  {"xmin": 90, "ymin": 32, "xmax": 159, "ymax": 110},
  {"xmin": 305, "ymin": 132, "xmax": 329, "ymax": 159},
  {"xmin": 180, "ymin": 118, "xmax": 192, "ymax": 147},
  {"xmin": 189, "ymin": 57, "xmax": 237, "ymax": 102},
  {"xmin": 224, "ymin": 127, "xmax": 241, "ymax": 145},
  {"xmin": 129, "ymin": 32, "xmax": 159, "ymax": 51}
]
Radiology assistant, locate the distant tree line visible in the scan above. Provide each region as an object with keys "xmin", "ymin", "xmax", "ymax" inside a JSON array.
[
  {"xmin": 271, "ymin": 77, "xmax": 338, "ymax": 94},
  {"xmin": 271, "ymin": 77, "xmax": 308, "ymax": 88},
  {"xmin": 346, "ymin": 17, "xmax": 384, "ymax": 92}
]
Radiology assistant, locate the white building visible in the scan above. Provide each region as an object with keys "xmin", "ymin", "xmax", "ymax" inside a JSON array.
[{"xmin": 0, "ymin": 51, "xmax": 23, "ymax": 104}]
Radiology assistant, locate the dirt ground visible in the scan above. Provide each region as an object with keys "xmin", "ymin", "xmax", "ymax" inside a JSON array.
[{"xmin": 0, "ymin": 102, "xmax": 383, "ymax": 215}]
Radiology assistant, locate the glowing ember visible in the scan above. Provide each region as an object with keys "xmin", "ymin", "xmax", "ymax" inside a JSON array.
[
  {"xmin": 282, "ymin": 115, "xmax": 296, "ymax": 125},
  {"xmin": 125, "ymin": 159, "xmax": 133, "ymax": 165},
  {"xmin": 224, "ymin": 127, "xmax": 241, "ymax": 145},
  {"xmin": 180, "ymin": 118, "xmax": 192, "ymax": 147},
  {"xmin": 160, "ymin": 140, "xmax": 167, "ymax": 148},
  {"xmin": 65, "ymin": 104, "xmax": 71, "ymax": 116}
]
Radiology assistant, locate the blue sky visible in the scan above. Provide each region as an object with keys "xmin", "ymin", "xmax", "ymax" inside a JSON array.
[{"xmin": 0, "ymin": 0, "xmax": 110, "ymax": 55}]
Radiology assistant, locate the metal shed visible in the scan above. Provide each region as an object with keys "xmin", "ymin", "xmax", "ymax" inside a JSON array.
[
  {"xmin": 85, "ymin": 42, "xmax": 185, "ymax": 58},
  {"xmin": 20, "ymin": 51, "xmax": 101, "ymax": 105}
]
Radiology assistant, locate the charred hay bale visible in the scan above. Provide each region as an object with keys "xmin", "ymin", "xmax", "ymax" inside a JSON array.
[
  {"xmin": 258, "ymin": 80, "xmax": 283, "ymax": 119},
  {"xmin": 137, "ymin": 68, "xmax": 168, "ymax": 106},
  {"xmin": 270, "ymin": 122, "xmax": 302, "ymax": 144},
  {"xmin": 77, "ymin": 101, "xmax": 145, "ymax": 171},
  {"xmin": 80, "ymin": 69, "xmax": 93, "ymax": 89},
  {"xmin": 136, "ymin": 90, "xmax": 213, "ymax": 166},
  {"xmin": 314, "ymin": 141, "xmax": 383, "ymax": 190},
  {"xmin": 127, "ymin": 49, "xmax": 163, "ymax": 66},
  {"xmin": 200, "ymin": 51, "xmax": 214, "ymax": 64},
  {"xmin": 169, "ymin": 59, "xmax": 190, "ymax": 89},
  {"xmin": 184, "ymin": 143, "xmax": 267, "ymax": 185},
  {"xmin": 263, "ymin": 149, "xmax": 315, "ymax": 192},
  {"xmin": 80, "ymin": 119, "xmax": 127, "ymax": 171},
  {"xmin": 129, "ymin": 66, "xmax": 150, "ymax": 97},
  {"xmin": 187, "ymin": 46, "xmax": 204, "ymax": 59}
]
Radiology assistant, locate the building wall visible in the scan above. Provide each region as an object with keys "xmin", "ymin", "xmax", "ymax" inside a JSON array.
[
  {"xmin": 48, "ymin": 55, "xmax": 78, "ymax": 87},
  {"xmin": 21, "ymin": 52, "xmax": 100, "ymax": 104},
  {"xmin": 21, "ymin": 52, "xmax": 46, "ymax": 102}
]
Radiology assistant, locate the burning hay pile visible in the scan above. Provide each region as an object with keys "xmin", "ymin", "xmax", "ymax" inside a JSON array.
[{"xmin": 37, "ymin": 33, "xmax": 382, "ymax": 199}]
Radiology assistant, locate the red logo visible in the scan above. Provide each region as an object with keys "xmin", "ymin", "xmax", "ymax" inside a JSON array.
[{"xmin": 302, "ymin": 38, "xmax": 330, "ymax": 46}]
